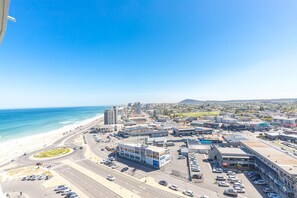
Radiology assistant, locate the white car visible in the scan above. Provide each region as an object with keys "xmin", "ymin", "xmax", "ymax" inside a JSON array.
[
  {"xmin": 213, "ymin": 168, "xmax": 223, "ymax": 173},
  {"xmin": 111, "ymin": 164, "xmax": 118, "ymax": 169},
  {"xmin": 107, "ymin": 175, "xmax": 115, "ymax": 181},
  {"xmin": 267, "ymin": 193, "xmax": 281, "ymax": 198},
  {"xmin": 169, "ymin": 184, "xmax": 178, "ymax": 191},
  {"xmin": 100, "ymin": 159, "xmax": 107, "ymax": 164},
  {"xmin": 234, "ymin": 186, "xmax": 245, "ymax": 193},
  {"xmin": 183, "ymin": 190, "xmax": 194, "ymax": 197},
  {"xmin": 254, "ymin": 179, "xmax": 266, "ymax": 185},
  {"xmin": 218, "ymin": 181, "xmax": 230, "ymax": 187},
  {"xmin": 233, "ymin": 182, "xmax": 244, "ymax": 188},
  {"xmin": 228, "ymin": 175, "xmax": 236, "ymax": 179},
  {"xmin": 192, "ymin": 166, "xmax": 200, "ymax": 172},
  {"xmin": 227, "ymin": 171, "xmax": 236, "ymax": 175},
  {"xmin": 200, "ymin": 196, "xmax": 209, "ymax": 198}
]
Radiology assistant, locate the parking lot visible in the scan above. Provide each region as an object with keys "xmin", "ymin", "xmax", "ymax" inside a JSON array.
[
  {"xmin": 88, "ymin": 132, "xmax": 277, "ymax": 198},
  {"xmin": 2, "ymin": 180, "xmax": 60, "ymax": 198}
]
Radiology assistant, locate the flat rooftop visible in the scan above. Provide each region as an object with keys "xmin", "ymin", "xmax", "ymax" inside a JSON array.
[
  {"xmin": 224, "ymin": 134, "xmax": 248, "ymax": 142},
  {"xmin": 217, "ymin": 147, "xmax": 249, "ymax": 156},
  {"xmin": 241, "ymin": 140, "xmax": 297, "ymax": 175},
  {"xmin": 118, "ymin": 142, "xmax": 167, "ymax": 152},
  {"xmin": 173, "ymin": 126, "xmax": 195, "ymax": 130},
  {"xmin": 195, "ymin": 127, "xmax": 213, "ymax": 131}
]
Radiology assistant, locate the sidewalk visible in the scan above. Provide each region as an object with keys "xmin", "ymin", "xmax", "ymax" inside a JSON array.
[{"xmin": 62, "ymin": 159, "xmax": 141, "ymax": 198}]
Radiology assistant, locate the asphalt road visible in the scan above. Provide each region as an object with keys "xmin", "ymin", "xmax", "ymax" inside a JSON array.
[
  {"xmin": 55, "ymin": 165, "xmax": 120, "ymax": 198},
  {"xmin": 77, "ymin": 160, "xmax": 182, "ymax": 198}
]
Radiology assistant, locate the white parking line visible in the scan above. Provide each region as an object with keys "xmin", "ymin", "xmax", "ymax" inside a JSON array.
[{"xmin": 203, "ymin": 154, "xmax": 212, "ymax": 171}]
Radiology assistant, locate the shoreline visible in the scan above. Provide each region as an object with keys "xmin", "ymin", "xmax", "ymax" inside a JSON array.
[{"xmin": 0, "ymin": 114, "xmax": 103, "ymax": 166}]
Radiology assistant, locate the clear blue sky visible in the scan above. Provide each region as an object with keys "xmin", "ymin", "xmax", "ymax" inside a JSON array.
[{"xmin": 1, "ymin": 0, "xmax": 297, "ymax": 108}]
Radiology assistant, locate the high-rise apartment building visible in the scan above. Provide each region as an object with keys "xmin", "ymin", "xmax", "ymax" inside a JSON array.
[{"xmin": 104, "ymin": 106, "xmax": 118, "ymax": 125}]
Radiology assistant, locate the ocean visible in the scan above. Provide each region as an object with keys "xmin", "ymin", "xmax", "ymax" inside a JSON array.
[{"xmin": 0, "ymin": 106, "xmax": 107, "ymax": 142}]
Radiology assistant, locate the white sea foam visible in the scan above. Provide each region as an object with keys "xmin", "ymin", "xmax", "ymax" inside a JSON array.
[
  {"xmin": 0, "ymin": 114, "xmax": 103, "ymax": 167},
  {"xmin": 59, "ymin": 121, "xmax": 74, "ymax": 124}
]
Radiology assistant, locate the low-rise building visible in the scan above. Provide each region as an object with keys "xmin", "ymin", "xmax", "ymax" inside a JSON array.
[
  {"xmin": 208, "ymin": 145, "xmax": 255, "ymax": 170},
  {"xmin": 118, "ymin": 126, "xmax": 168, "ymax": 138},
  {"xmin": 172, "ymin": 126, "xmax": 213, "ymax": 136},
  {"xmin": 241, "ymin": 140, "xmax": 297, "ymax": 198},
  {"xmin": 272, "ymin": 116, "xmax": 297, "ymax": 128},
  {"xmin": 129, "ymin": 117, "xmax": 147, "ymax": 124},
  {"xmin": 117, "ymin": 142, "xmax": 171, "ymax": 168},
  {"xmin": 172, "ymin": 126, "xmax": 195, "ymax": 136},
  {"xmin": 187, "ymin": 140, "xmax": 211, "ymax": 154}
]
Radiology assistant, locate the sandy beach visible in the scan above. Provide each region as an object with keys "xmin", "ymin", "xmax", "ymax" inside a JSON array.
[{"xmin": 0, "ymin": 115, "xmax": 103, "ymax": 167}]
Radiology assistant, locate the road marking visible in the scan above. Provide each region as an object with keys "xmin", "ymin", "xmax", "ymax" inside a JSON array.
[
  {"xmin": 238, "ymin": 195, "xmax": 248, "ymax": 198},
  {"xmin": 203, "ymin": 154, "xmax": 212, "ymax": 171},
  {"xmin": 132, "ymin": 189, "xmax": 140, "ymax": 194}
]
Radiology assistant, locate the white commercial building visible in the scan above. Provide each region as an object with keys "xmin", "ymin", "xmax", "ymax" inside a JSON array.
[{"xmin": 117, "ymin": 142, "xmax": 171, "ymax": 168}]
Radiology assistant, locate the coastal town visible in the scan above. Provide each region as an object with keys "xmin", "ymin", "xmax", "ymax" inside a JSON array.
[
  {"xmin": 1, "ymin": 100, "xmax": 297, "ymax": 198},
  {"xmin": 1, "ymin": 0, "xmax": 297, "ymax": 198}
]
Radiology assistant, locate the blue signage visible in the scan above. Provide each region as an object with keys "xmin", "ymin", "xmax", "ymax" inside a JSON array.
[{"xmin": 153, "ymin": 160, "xmax": 159, "ymax": 167}]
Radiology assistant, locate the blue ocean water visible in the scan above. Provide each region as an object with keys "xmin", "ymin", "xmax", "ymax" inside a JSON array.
[{"xmin": 0, "ymin": 106, "xmax": 107, "ymax": 142}]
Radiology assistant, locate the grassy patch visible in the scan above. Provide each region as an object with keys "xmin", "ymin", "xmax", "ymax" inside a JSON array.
[
  {"xmin": 178, "ymin": 111, "xmax": 219, "ymax": 118},
  {"xmin": 34, "ymin": 148, "xmax": 70, "ymax": 158}
]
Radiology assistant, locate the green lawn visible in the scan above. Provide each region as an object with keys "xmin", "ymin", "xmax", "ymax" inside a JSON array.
[
  {"xmin": 34, "ymin": 148, "xmax": 70, "ymax": 158},
  {"xmin": 178, "ymin": 111, "xmax": 219, "ymax": 118}
]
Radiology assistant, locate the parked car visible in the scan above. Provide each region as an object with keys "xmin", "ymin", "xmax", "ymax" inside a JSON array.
[
  {"xmin": 228, "ymin": 175, "xmax": 236, "ymax": 179},
  {"xmin": 106, "ymin": 175, "xmax": 115, "ymax": 181},
  {"xmin": 121, "ymin": 167, "xmax": 129, "ymax": 172},
  {"xmin": 251, "ymin": 176, "xmax": 261, "ymax": 181},
  {"xmin": 61, "ymin": 189, "xmax": 72, "ymax": 194},
  {"xmin": 234, "ymin": 186, "xmax": 245, "ymax": 193},
  {"xmin": 254, "ymin": 179, "xmax": 266, "ymax": 185},
  {"xmin": 216, "ymin": 176, "xmax": 226, "ymax": 181},
  {"xmin": 57, "ymin": 187, "xmax": 69, "ymax": 193},
  {"xmin": 111, "ymin": 164, "xmax": 118, "ymax": 169},
  {"xmin": 108, "ymin": 157, "xmax": 115, "ymax": 161},
  {"xmin": 159, "ymin": 180, "xmax": 168, "ymax": 186},
  {"xmin": 100, "ymin": 159, "xmax": 107, "ymax": 164},
  {"xmin": 191, "ymin": 166, "xmax": 200, "ymax": 172},
  {"xmin": 213, "ymin": 168, "xmax": 223, "ymax": 173},
  {"xmin": 224, "ymin": 189, "xmax": 238, "ymax": 197},
  {"xmin": 169, "ymin": 184, "xmax": 178, "ymax": 191},
  {"xmin": 263, "ymin": 187, "xmax": 274, "ymax": 193},
  {"xmin": 218, "ymin": 181, "xmax": 230, "ymax": 187},
  {"xmin": 65, "ymin": 192, "xmax": 77, "ymax": 198},
  {"xmin": 192, "ymin": 174, "xmax": 203, "ymax": 179},
  {"xmin": 55, "ymin": 185, "xmax": 65, "ymax": 189},
  {"xmin": 178, "ymin": 155, "xmax": 186, "ymax": 159},
  {"xmin": 183, "ymin": 190, "xmax": 194, "ymax": 197},
  {"xmin": 200, "ymin": 196, "xmax": 209, "ymax": 198},
  {"xmin": 267, "ymin": 193, "xmax": 279, "ymax": 198},
  {"xmin": 233, "ymin": 182, "xmax": 244, "ymax": 188},
  {"xmin": 227, "ymin": 171, "xmax": 236, "ymax": 176}
]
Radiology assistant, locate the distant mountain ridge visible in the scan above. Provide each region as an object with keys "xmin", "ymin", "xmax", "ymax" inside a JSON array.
[{"xmin": 179, "ymin": 98, "xmax": 297, "ymax": 104}]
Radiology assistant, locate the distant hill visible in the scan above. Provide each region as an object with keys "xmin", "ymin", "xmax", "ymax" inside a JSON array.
[
  {"xmin": 179, "ymin": 98, "xmax": 297, "ymax": 104},
  {"xmin": 179, "ymin": 99, "xmax": 204, "ymax": 104}
]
